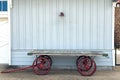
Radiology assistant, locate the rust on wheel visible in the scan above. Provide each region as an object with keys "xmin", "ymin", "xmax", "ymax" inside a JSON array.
[
  {"xmin": 76, "ymin": 56, "xmax": 92, "ymax": 71},
  {"xmin": 32, "ymin": 55, "xmax": 51, "ymax": 75},
  {"xmin": 76, "ymin": 56, "xmax": 96, "ymax": 76},
  {"xmin": 40, "ymin": 55, "xmax": 52, "ymax": 66}
]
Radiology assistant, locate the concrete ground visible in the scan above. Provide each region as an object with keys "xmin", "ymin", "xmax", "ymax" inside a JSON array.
[
  {"xmin": 0, "ymin": 65, "xmax": 120, "ymax": 80},
  {"xmin": 116, "ymin": 49, "xmax": 120, "ymax": 64}
]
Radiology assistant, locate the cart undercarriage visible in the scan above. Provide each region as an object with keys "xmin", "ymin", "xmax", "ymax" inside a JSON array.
[{"xmin": 1, "ymin": 50, "xmax": 108, "ymax": 76}]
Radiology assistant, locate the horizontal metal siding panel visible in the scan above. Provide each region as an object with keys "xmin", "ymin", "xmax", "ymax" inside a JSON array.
[{"xmin": 11, "ymin": 51, "xmax": 113, "ymax": 66}]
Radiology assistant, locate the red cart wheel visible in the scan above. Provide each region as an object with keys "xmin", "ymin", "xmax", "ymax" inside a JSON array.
[
  {"xmin": 40, "ymin": 55, "xmax": 52, "ymax": 66},
  {"xmin": 77, "ymin": 56, "xmax": 96, "ymax": 76},
  {"xmin": 32, "ymin": 56, "xmax": 51, "ymax": 75},
  {"xmin": 76, "ymin": 56, "xmax": 92, "ymax": 71}
]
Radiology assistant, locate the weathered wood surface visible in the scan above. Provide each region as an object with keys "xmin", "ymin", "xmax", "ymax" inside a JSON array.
[
  {"xmin": 28, "ymin": 49, "xmax": 108, "ymax": 57},
  {"xmin": 115, "ymin": 7, "xmax": 120, "ymax": 48}
]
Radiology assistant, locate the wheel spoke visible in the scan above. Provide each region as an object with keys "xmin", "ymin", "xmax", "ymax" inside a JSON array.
[
  {"xmin": 32, "ymin": 55, "xmax": 51, "ymax": 75},
  {"xmin": 76, "ymin": 56, "xmax": 96, "ymax": 76},
  {"xmin": 77, "ymin": 56, "xmax": 92, "ymax": 71}
]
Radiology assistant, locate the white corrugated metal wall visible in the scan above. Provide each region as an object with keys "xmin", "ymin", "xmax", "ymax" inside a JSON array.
[{"xmin": 11, "ymin": 0, "xmax": 113, "ymax": 67}]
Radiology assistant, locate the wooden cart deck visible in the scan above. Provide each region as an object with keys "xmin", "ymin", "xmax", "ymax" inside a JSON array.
[{"xmin": 28, "ymin": 49, "xmax": 108, "ymax": 57}]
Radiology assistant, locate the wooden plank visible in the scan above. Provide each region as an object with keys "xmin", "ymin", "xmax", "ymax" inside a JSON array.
[{"xmin": 27, "ymin": 49, "xmax": 108, "ymax": 57}]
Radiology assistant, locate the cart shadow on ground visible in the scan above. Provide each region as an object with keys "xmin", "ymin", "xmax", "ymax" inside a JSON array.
[{"xmin": 0, "ymin": 65, "xmax": 120, "ymax": 80}]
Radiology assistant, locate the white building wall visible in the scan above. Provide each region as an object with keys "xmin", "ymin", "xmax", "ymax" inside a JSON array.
[
  {"xmin": 0, "ymin": 20, "xmax": 9, "ymax": 64},
  {"xmin": 11, "ymin": 0, "xmax": 113, "ymax": 67}
]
